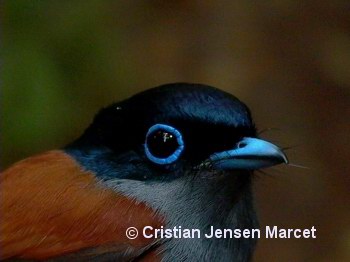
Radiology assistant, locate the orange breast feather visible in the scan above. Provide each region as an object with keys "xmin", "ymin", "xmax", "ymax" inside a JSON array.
[{"xmin": 0, "ymin": 151, "xmax": 162, "ymax": 260}]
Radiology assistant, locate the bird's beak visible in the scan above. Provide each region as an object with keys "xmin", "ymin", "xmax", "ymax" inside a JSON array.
[{"xmin": 209, "ymin": 137, "xmax": 288, "ymax": 170}]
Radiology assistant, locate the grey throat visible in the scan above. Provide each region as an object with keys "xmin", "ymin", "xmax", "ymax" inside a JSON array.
[{"xmin": 106, "ymin": 170, "xmax": 258, "ymax": 262}]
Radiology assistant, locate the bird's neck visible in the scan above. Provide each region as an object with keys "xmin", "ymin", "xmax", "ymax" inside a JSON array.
[{"xmin": 108, "ymin": 173, "xmax": 258, "ymax": 261}]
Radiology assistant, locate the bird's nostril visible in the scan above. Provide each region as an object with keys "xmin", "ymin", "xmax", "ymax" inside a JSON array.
[{"xmin": 237, "ymin": 142, "xmax": 247, "ymax": 149}]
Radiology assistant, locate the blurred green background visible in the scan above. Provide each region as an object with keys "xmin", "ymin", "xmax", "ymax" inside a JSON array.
[{"xmin": 2, "ymin": 1, "xmax": 350, "ymax": 261}]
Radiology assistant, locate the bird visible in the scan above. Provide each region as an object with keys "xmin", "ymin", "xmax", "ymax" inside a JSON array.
[{"xmin": 0, "ymin": 83, "xmax": 288, "ymax": 261}]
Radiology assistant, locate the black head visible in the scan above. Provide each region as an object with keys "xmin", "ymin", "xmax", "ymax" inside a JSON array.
[
  {"xmin": 65, "ymin": 83, "xmax": 288, "ymax": 261},
  {"xmin": 66, "ymin": 83, "xmax": 286, "ymax": 181}
]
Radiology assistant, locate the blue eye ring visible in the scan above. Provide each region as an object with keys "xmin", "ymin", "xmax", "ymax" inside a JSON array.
[{"xmin": 144, "ymin": 124, "xmax": 185, "ymax": 165}]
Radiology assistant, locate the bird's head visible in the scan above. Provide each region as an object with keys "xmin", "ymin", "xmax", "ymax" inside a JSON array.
[
  {"xmin": 67, "ymin": 83, "xmax": 287, "ymax": 183},
  {"xmin": 66, "ymin": 83, "xmax": 288, "ymax": 260}
]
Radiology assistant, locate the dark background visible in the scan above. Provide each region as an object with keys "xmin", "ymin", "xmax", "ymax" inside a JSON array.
[{"xmin": 2, "ymin": 1, "xmax": 350, "ymax": 261}]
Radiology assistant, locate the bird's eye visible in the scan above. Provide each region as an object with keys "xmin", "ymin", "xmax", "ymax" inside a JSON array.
[{"xmin": 145, "ymin": 124, "xmax": 184, "ymax": 165}]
